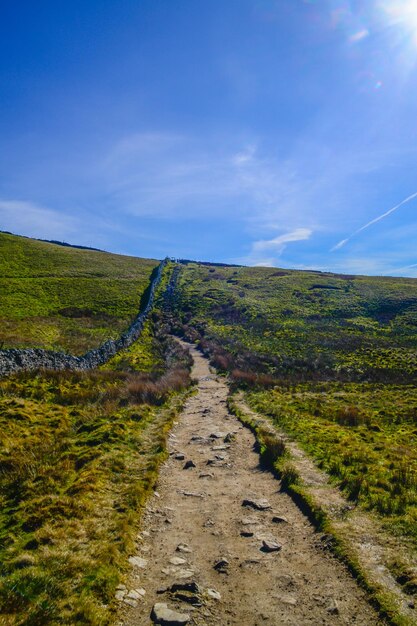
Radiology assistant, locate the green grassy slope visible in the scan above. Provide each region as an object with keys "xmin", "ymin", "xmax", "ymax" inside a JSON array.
[
  {"xmin": 0, "ymin": 233, "xmax": 158, "ymax": 354},
  {"xmin": 171, "ymin": 262, "xmax": 417, "ymax": 569},
  {"xmin": 173, "ymin": 262, "xmax": 417, "ymax": 382}
]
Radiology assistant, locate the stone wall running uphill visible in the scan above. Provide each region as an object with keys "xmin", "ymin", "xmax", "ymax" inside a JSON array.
[{"xmin": 0, "ymin": 258, "xmax": 169, "ymax": 377}]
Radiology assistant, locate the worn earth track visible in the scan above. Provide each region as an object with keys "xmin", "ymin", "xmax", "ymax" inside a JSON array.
[{"xmin": 118, "ymin": 343, "xmax": 382, "ymax": 625}]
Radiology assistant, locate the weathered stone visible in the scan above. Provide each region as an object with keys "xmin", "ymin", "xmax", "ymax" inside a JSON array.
[
  {"xmin": 169, "ymin": 556, "xmax": 187, "ymax": 566},
  {"xmin": 206, "ymin": 588, "xmax": 221, "ymax": 601},
  {"xmin": 183, "ymin": 460, "xmax": 196, "ymax": 469},
  {"xmin": 115, "ymin": 590, "xmax": 126, "ymax": 601},
  {"xmin": 213, "ymin": 558, "xmax": 229, "ymax": 573},
  {"xmin": 170, "ymin": 581, "xmax": 200, "ymax": 594},
  {"xmin": 123, "ymin": 597, "xmax": 138, "ymax": 607},
  {"xmin": 209, "ymin": 432, "xmax": 227, "ymax": 439},
  {"xmin": 272, "ymin": 515, "xmax": 288, "ymax": 524},
  {"xmin": 240, "ymin": 530, "xmax": 254, "ymax": 537},
  {"xmin": 261, "ymin": 540, "xmax": 282, "ymax": 552},
  {"xmin": 151, "ymin": 602, "xmax": 190, "ymax": 625},
  {"xmin": 326, "ymin": 598, "xmax": 340, "ymax": 615},
  {"xmin": 176, "ymin": 543, "xmax": 192, "ymax": 553},
  {"xmin": 129, "ymin": 556, "xmax": 148, "ymax": 569},
  {"xmin": 126, "ymin": 589, "xmax": 144, "ymax": 600},
  {"xmin": 274, "ymin": 593, "xmax": 297, "ymax": 606},
  {"xmin": 174, "ymin": 453, "xmax": 185, "ymax": 461},
  {"xmin": 242, "ymin": 498, "xmax": 271, "ymax": 511}
]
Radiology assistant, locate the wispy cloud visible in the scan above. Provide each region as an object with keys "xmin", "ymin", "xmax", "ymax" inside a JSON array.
[
  {"xmin": 331, "ymin": 191, "xmax": 417, "ymax": 251},
  {"xmin": 253, "ymin": 228, "xmax": 312, "ymax": 253},
  {"xmin": 242, "ymin": 227, "xmax": 312, "ymax": 267},
  {"xmin": 0, "ymin": 200, "xmax": 79, "ymax": 240}
]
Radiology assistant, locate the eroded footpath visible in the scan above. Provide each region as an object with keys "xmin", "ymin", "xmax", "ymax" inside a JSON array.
[{"xmin": 118, "ymin": 343, "xmax": 382, "ymax": 625}]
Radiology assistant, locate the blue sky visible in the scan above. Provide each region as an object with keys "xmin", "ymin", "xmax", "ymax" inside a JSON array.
[{"xmin": 2, "ymin": 0, "xmax": 417, "ymax": 275}]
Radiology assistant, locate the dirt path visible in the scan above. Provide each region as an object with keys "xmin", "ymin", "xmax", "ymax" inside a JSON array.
[{"xmin": 118, "ymin": 343, "xmax": 382, "ymax": 625}]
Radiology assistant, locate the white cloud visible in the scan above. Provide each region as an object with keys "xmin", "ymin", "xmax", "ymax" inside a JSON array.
[
  {"xmin": 242, "ymin": 227, "xmax": 313, "ymax": 267},
  {"xmin": 0, "ymin": 200, "xmax": 79, "ymax": 240},
  {"xmin": 253, "ymin": 228, "xmax": 312, "ymax": 253}
]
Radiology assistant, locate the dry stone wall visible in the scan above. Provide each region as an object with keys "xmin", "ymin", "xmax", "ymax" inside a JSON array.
[{"xmin": 0, "ymin": 258, "xmax": 169, "ymax": 377}]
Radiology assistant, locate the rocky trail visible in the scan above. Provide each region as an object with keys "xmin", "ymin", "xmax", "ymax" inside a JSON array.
[{"xmin": 117, "ymin": 343, "xmax": 382, "ymax": 625}]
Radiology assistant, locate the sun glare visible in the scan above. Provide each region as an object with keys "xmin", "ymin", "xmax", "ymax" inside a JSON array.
[{"xmin": 382, "ymin": 0, "xmax": 417, "ymax": 43}]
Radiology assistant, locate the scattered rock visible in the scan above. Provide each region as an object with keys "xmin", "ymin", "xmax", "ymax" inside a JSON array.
[
  {"xmin": 274, "ymin": 593, "xmax": 297, "ymax": 606},
  {"xmin": 209, "ymin": 431, "xmax": 227, "ymax": 439},
  {"xmin": 176, "ymin": 543, "xmax": 192, "ymax": 553},
  {"xmin": 174, "ymin": 453, "xmax": 185, "ymax": 461},
  {"xmin": 169, "ymin": 556, "xmax": 188, "ymax": 566},
  {"xmin": 199, "ymin": 472, "xmax": 214, "ymax": 478},
  {"xmin": 240, "ymin": 559, "xmax": 261, "ymax": 569},
  {"xmin": 211, "ymin": 445, "xmax": 230, "ymax": 451},
  {"xmin": 180, "ymin": 490, "xmax": 204, "ymax": 498},
  {"xmin": 277, "ymin": 574, "xmax": 295, "ymax": 589},
  {"xmin": 126, "ymin": 589, "xmax": 145, "ymax": 600},
  {"xmin": 261, "ymin": 540, "xmax": 282, "ymax": 553},
  {"xmin": 272, "ymin": 516, "xmax": 288, "ymax": 524},
  {"xmin": 154, "ymin": 491, "xmax": 160, "ymax": 498},
  {"xmin": 116, "ymin": 584, "xmax": 127, "ymax": 591},
  {"xmin": 151, "ymin": 602, "xmax": 190, "ymax": 625},
  {"xmin": 115, "ymin": 590, "xmax": 126, "ymax": 601},
  {"xmin": 204, "ymin": 519, "xmax": 215, "ymax": 527},
  {"xmin": 224, "ymin": 432, "xmax": 235, "ymax": 443},
  {"xmin": 129, "ymin": 556, "xmax": 148, "ymax": 569},
  {"xmin": 213, "ymin": 558, "xmax": 229, "ymax": 573},
  {"xmin": 173, "ymin": 592, "xmax": 202, "ymax": 606},
  {"xmin": 123, "ymin": 597, "xmax": 138, "ymax": 607},
  {"xmin": 326, "ymin": 598, "xmax": 340, "ymax": 615},
  {"xmin": 206, "ymin": 588, "xmax": 221, "ymax": 601},
  {"xmin": 241, "ymin": 517, "xmax": 259, "ymax": 525},
  {"xmin": 240, "ymin": 531, "xmax": 254, "ymax": 538},
  {"xmin": 176, "ymin": 569, "xmax": 195, "ymax": 579},
  {"xmin": 169, "ymin": 582, "xmax": 200, "ymax": 594},
  {"xmin": 242, "ymin": 498, "xmax": 272, "ymax": 511},
  {"xmin": 183, "ymin": 460, "xmax": 196, "ymax": 469}
]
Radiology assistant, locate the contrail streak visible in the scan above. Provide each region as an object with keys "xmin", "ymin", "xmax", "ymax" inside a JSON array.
[{"xmin": 331, "ymin": 191, "xmax": 417, "ymax": 251}]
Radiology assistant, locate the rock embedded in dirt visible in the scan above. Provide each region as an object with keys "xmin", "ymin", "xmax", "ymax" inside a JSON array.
[
  {"xmin": 326, "ymin": 598, "xmax": 340, "ymax": 615},
  {"xmin": 274, "ymin": 593, "xmax": 297, "ymax": 606},
  {"xmin": 261, "ymin": 540, "xmax": 282, "ymax": 552},
  {"xmin": 242, "ymin": 498, "xmax": 272, "ymax": 511},
  {"xmin": 174, "ymin": 453, "xmax": 185, "ymax": 461},
  {"xmin": 169, "ymin": 556, "xmax": 188, "ymax": 566},
  {"xmin": 211, "ymin": 445, "xmax": 230, "ymax": 451},
  {"xmin": 272, "ymin": 515, "xmax": 289, "ymax": 524},
  {"xmin": 206, "ymin": 588, "xmax": 221, "ymax": 601},
  {"xmin": 214, "ymin": 558, "xmax": 229, "ymax": 573},
  {"xmin": 180, "ymin": 490, "xmax": 204, "ymax": 498},
  {"xmin": 183, "ymin": 460, "xmax": 196, "ymax": 469},
  {"xmin": 240, "ymin": 530, "xmax": 254, "ymax": 537},
  {"xmin": 199, "ymin": 472, "xmax": 214, "ymax": 478},
  {"xmin": 176, "ymin": 543, "xmax": 192, "ymax": 553},
  {"xmin": 151, "ymin": 602, "xmax": 190, "ymax": 625},
  {"xmin": 128, "ymin": 556, "xmax": 148, "ymax": 569},
  {"xmin": 209, "ymin": 431, "xmax": 227, "ymax": 439},
  {"xmin": 115, "ymin": 590, "xmax": 126, "ymax": 601}
]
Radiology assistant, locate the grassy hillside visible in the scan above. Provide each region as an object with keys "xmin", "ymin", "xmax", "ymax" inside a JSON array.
[
  {"xmin": 0, "ymin": 233, "xmax": 158, "ymax": 354},
  {"xmin": 173, "ymin": 262, "xmax": 417, "ymax": 382},
  {"xmin": 0, "ymin": 303, "xmax": 193, "ymax": 625},
  {"xmin": 170, "ymin": 262, "xmax": 417, "ymax": 573}
]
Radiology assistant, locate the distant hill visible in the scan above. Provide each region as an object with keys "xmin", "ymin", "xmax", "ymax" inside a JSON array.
[{"xmin": 0, "ymin": 231, "xmax": 158, "ymax": 354}]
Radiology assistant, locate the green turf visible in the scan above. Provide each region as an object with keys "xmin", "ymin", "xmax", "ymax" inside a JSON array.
[{"xmin": 0, "ymin": 233, "xmax": 158, "ymax": 354}]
